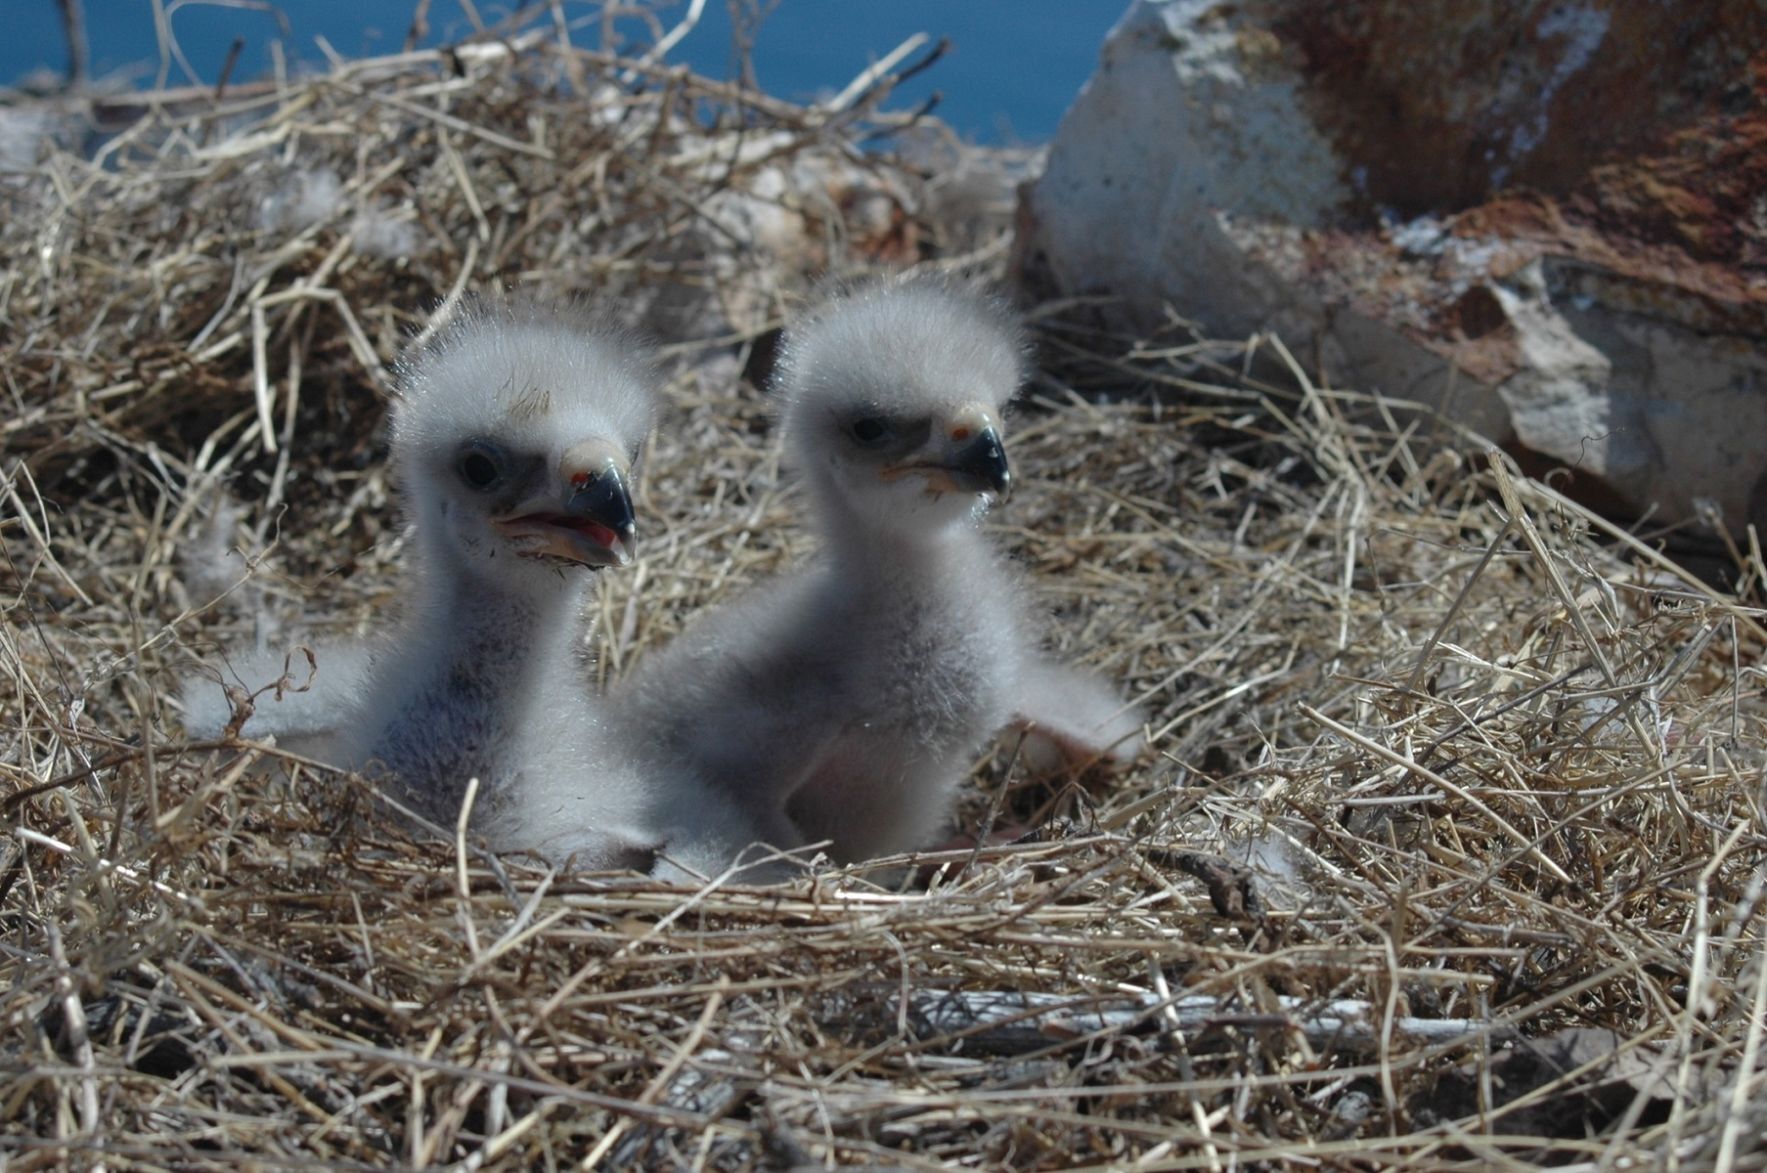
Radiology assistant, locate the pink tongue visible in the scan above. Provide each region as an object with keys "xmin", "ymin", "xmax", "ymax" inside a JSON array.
[{"xmin": 581, "ymin": 520, "xmax": 618, "ymax": 550}]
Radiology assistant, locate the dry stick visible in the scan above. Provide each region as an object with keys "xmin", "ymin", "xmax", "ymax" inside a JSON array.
[
  {"xmin": 4, "ymin": 744, "xmax": 145, "ymax": 816},
  {"xmin": 1407, "ymin": 513, "xmax": 1516, "ymax": 692},
  {"xmin": 1146, "ymin": 963, "xmax": 1224, "ymax": 1173},
  {"xmin": 1697, "ymin": 497, "xmax": 1756, "ymax": 588},
  {"xmin": 511, "ymin": 867, "xmax": 761, "ymax": 1050},
  {"xmin": 3, "ymin": 465, "xmax": 95, "ymax": 607},
  {"xmin": 545, "ymin": 0, "xmax": 571, "ymax": 56},
  {"xmin": 56, "ymin": 0, "xmax": 89, "ymax": 85},
  {"xmin": 1731, "ymin": 615, "xmax": 1746, "ymax": 745},
  {"xmin": 1415, "ymin": 658, "xmax": 1596, "ymax": 767},
  {"xmin": 1267, "ymin": 332, "xmax": 1371, "ymax": 490},
  {"xmin": 356, "ymin": 86, "xmax": 555, "ymax": 159},
  {"xmin": 1298, "ymin": 704, "xmax": 1574, "ymax": 885},
  {"xmin": 479, "ymin": 1108, "xmax": 551, "ymax": 1166},
  {"xmin": 1715, "ymin": 935, "xmax": 1767, "ymax": 1169},
  {"xmin": 410, "ymin": 237, "xmax": 481, "ymax": 352},
  {"xmin": 824, "ymin": 33, "xmax": 931, "ymax": 113},
  {"xmin": 459, "ymin": 874, "xmax": 567, "ymax": 978},
  {"xmin": 587, "ymin": 982, "xmax": 732, "ymax": 1166},
  {"xmin": 147, "ymin": 0, "xmax": 175, "ymax": 90},
  {"xmin": 1647, "ymin": 620, "xmax": 1722, "ymax": 711},
  {"xmin": 160, "ymin": 961, "xmax": 349, "ymax": 1139},
  {"xmin": 1489, "ymin": 458, "xmax": 1686, "ymax": 825},
  {"xmin": 439, "ymin": 129, "xmax": 490, "ymax": 243},
  {"xmin": 898, "ymin": 989, "xmax": 1504, "ymax": 1055},
  {"xmin": 1124, "ymin": 479, "xmax": 1341, "ymax": 710},
  {"xmin": 1667, "ymin": 817, "xmax": 1754, "ymax": 1163},
  {"xmin": 247, "ymin": 301, "xmax": 279, "ymax": 453},
  {"xmin": 872, "ymin": 33, "xmax": 950, "ymax": 94},
  {"xmin": 204, "ymin": 1039, "xmax": 727, "ymax": 1131},
  {"xmin": 1403, "ymin": 757, "xmax": 1684, "ymax": 938},
  {"xmin": 227, "ymin": 935, "xmax": 396, "ymax": 1017},
  {"xmin": 213, "ymin": 36, "xmax": 244, "ymax": 102},
  {"xmin": 456, "ymin": 776, "xmax": 483, "ymax": 964},
  {"xmin": 39, "ymin": 882, "xmax": 101, "ymax": 1145},
  {"xmin": 259, "ymin": 313, "xmax": 312, "ymax": 520},
  {"xmin": 1508, "ymin": 471, "xmax": 1767, "ymax": 645},
  {"xmin": 1335, "ymin": 477, "xmax": 1367, "ymax": 654},
  {"xmin": 155, "ymin": 739, "xmax": 270, "ymax": 833},
  {"xmin": 619, "ymin": 0, "xmax": 707, "ymax": 85},
  {"xmin": 1592, "ymin": 1027, "xmax": 1683, "ymax": 1168},
  {"xmin": 253, "ymin": 285, "xmax": 389, "ymax": 394},
  {"xmin": 404, "ymin": 0, "xmax": 431, "ymax": 51},
  {"xmin": 1748, "ymin": 524, "xmax": 1766, "ymax": 601}
]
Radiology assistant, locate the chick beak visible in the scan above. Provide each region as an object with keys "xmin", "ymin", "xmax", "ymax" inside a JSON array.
[
  {"xmin": 947, "ymin": 424, "xmax": 1012, "ymax": 499},
  {"xmin": 494, "ymin": 440, "xmax": 637, "ymax": 568},
  {"xmin": 929, "ymin": 404, "xmax": 1012, "ymax": 500}
]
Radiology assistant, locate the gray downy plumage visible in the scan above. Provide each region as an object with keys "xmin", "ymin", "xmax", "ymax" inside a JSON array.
[
  {"xmin": 612, "ymin": 275, "xmax": 1142, "ymax": 869},
  {"xmin": 183, "ymin": 296, "xmax": 759, "ymax": 870}
]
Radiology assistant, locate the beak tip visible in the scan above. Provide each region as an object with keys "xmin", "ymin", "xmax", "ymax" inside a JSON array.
[
  {"xmin": 947, "ymin": 425, "xmax": 1012, "ymax": 499},
  {"xmin": 564, "ymin": 463, "xmax": 637, "ymax": 563}
]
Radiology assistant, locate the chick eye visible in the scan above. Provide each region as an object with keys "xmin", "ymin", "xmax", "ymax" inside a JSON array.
[
  {"xmin": 848, "ymin": 417, "xmax": 892, "ymax": 447},
  {"xmin": 456, "ymin": 443, "xmax": 505, "ymax": 491}
]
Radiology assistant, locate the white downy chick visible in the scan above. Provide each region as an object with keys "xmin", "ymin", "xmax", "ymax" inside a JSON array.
[
  {"xmin": 613, "ymin": 275, "xmax": 1140, "ymax": 868},
  {"xmin": 185, "ymin": 297, "xmax": 747, "ymax": 868},
  {"xmin": 340, "ymin": 297, "xmax": 661, "ymax": 863}
]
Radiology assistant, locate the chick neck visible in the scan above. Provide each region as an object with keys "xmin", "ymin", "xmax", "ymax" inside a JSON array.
[
  {"xmin": 808, "ymin": 471, "xmax": 990, "ymax": 591},
  {"xmin": 359, "ymin": 514, "xmax": 592, "ymax": 794},
  {"xmin": 389, "ymin": 517, "xmax": 594, "ymax": 721}
]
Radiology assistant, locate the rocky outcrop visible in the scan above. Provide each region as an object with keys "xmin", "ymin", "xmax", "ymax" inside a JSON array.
[{"xmin": 1017, "ymin": 0, "xmax": 1767, "ymax": 534}]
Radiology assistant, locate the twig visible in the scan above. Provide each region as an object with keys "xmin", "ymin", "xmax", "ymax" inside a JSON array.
[
  {"xmin": 619, "ymin": 0, "xmax": 707, "ymax": 84},
  {"xmin": 1300, "ymin": 704, "xmax": 1574, "ymax": 885},
  {"xmin": 56, "ymin": 0, "xmax": 89, "ymax": 86},
  {"xmin": 876, "ymin": 988, "xmax": 1510, "ymax": 1055},
  {"xmin": 824, "ymin": 33, "xmax": 930, "ymax": 113}
]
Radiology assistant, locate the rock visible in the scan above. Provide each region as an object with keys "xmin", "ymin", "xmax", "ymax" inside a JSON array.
[
  {"xmin": 638, "ymin": 127, "xmax": 923, "ymax": 344},
  {"xmin": 1016, "ymin": 0, "xmax": 1767, "ymax": 534}
]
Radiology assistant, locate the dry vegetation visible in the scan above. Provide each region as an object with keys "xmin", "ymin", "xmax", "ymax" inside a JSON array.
[{"xmin": 4, "ymin": 17, "xmax": 1767, "ymax": 1170}]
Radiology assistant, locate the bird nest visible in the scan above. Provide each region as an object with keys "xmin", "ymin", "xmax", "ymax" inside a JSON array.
[{"xmin": 5, "ymin": 26, "xmax": 1766, "ymax": 1170}]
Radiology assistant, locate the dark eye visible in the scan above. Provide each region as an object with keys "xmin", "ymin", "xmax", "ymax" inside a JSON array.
[
  {"xmin": 848, "ymin": 417, "xmax": 892, "ymax": 446},
  {"xmin": 456, "ymin": 443, "xmax": 505, "ymax": 491}
]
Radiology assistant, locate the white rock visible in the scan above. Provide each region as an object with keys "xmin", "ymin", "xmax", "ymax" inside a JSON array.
[{"xmin": 1018, "ymin": 0, "xmax": 1767, "ymax": 534}]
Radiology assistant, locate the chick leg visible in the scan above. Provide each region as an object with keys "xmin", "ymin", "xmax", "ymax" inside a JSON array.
[{"xmin": 1008, "ymin": 660, "xmax": 1144, "ymax": 772}]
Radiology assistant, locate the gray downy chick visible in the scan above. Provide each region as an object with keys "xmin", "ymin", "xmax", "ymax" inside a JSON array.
[
  {"xmin": 184, "ymin": 297, "xmax": 755, "ymax": 869},
  {"xmin": 612, "ymin": 275, "xmax": 1142, "ymax": 869}
]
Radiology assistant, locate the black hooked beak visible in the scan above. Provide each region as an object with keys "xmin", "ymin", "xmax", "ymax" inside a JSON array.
[
  {"xmin": 564, "ymin": 463, "xmax": 637, "ymax": 567},
  {"xmin": 947, "ymin": 425, "xmax": 1013, "ymax": 498},
  {"xmin": 494, "ymin": 441, "xmax": 638, "ymax": 568}
]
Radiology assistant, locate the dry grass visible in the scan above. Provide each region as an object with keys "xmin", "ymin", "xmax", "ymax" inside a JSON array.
[{"xmin": 4, "ymin": 22, "xmax": 1767, "ymax": 1170}]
